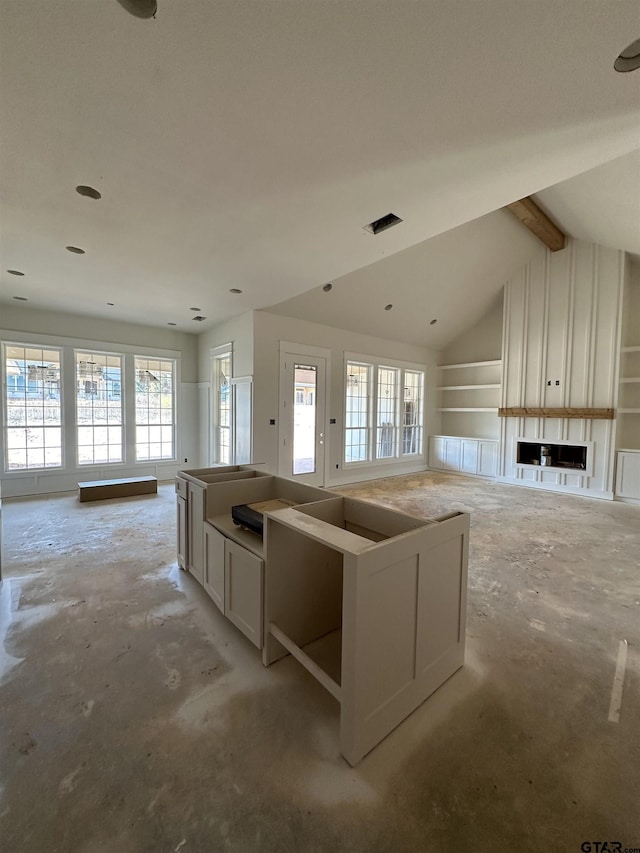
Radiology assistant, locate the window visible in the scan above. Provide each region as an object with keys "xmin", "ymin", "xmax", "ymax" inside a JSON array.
[
  {"xmin": 4, "ymin": 344, "xmax": 62, "ymax": 470},
  {"xmin": 345, "ymin": 362, "xmax": 371, "ymax": 463},
  {"xmin": 376, "ymin": 366, "xmax": 399, "ymax": 458},
  {"xmin": 135, "ymin": 357, "xmax": 175, "ymax": 461},
  {"xmin": 344, "ymin": 355, "xmax": 425, "ymax": 465},
  {"xmin": 212, "ymin": 350, "xmax": 231, "ymax": 464},
  {"xmin": 76, "ymin": 351, "xmax": 123, "ymax": 464},
  {"xmin": 403, "ymin": 370, "xmax": 424, "ymax": 455}
]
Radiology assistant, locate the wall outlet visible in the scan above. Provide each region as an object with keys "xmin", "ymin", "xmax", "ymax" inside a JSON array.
[{"xmin": 335, "ymin": 463, "xmax": 339, "ymax": 469}]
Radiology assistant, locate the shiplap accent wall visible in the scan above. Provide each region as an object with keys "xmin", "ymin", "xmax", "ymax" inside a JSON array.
[{"xmin": 499, "ymin": 239, "xmax": 624, "ymax": 499}]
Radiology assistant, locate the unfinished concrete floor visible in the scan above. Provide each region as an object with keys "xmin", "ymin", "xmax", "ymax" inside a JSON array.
[{"xmin": 1, "ymin": 473, "xmax": 639, "ymax": 852}]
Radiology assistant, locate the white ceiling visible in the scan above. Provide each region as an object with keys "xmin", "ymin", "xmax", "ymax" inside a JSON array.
[{"xmin": 1, "ymin": 1, "xmax": 639, "ymax": 341}]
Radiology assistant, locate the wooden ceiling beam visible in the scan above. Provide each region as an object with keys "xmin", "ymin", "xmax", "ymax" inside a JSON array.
[{"xmin": 505, "ymin": 196, "xmax": 566, "ymax": 252}]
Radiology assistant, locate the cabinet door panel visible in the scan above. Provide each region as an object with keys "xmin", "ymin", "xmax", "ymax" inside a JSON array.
[
  {"xmin": 444, "ymin": 438, "xmax": 461, "ymax": 471},
  {"xmin": 204, "ymin": 524, "xmax": 225, "ymax": 612},
  {"xmin": 615, "ymin": 451, "xmax": 640, "ymax": 500},
  {"xmin": 429, "ymin": 437, "xmax": 446, "ymax": 470},
  {"xmin": 460, "ymin": 440, "xmax": 478, "ymax": 474},
  {"xmin": 478, "ymin": 441, "xmax": 498, "ymax": 477},
  {"xmin": 225, "ymin": 540, "xmax": 264, "ymax": 649}
]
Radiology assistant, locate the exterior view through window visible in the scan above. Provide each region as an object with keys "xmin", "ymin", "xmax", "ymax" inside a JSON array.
[
  {"xmin": 213, "ymin": 351, "xmax": 231, "ymax": 464},
  {"xmin": 344, "ymin": 358, "xmax": 425, "ymax": 465},
  {"xmin": 135, "ymin": 357, "xmax": 175, "ymax": 461},
  {"xmin": 76, "ymin": 351, "xmax": 123, "ymax": 464},
  {"xmin": 4, "ymin": 344, "xmax": 62, "ymax": 470}
]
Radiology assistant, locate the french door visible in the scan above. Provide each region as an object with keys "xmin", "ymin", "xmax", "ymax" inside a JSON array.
[{"xmin": 278, "ymin": 347, "xmax": 328, "ymax": 485}]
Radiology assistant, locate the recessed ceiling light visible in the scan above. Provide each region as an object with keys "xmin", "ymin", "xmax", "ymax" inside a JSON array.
[
  {"xmin": 168, "ymin": 322, "xmax": 177, "ymax": 326},
  {"xmin": 7, "ymin": 269, "xmax": 25, "ymax": 276},
  {"xmin": 430, "ymin": 318, "xmax": 438, "ymax": 325},
  {"xmin": 115, "ymin": 0, "xmax": 157, "ymax": 18},
  {"xmin": 189, "ymin": 307, "xmax": 201, "ymax": 312},
  {"xmin": 66, "ymin": 246, "xmax": 85, "ymax": 254},
  {"xmin": 614, "ymin": 36, "xmax": 640, "ymax": 72},
  {"xmin": 107, "ymin": 302, "xmax": 114, "ymax": 306},
  {"xmin": 192, "ymin": 315, "xmax": 206, "ymax": 322},
  {"xmin": 76, "ymin": 185, "xmax": 102, "ymax": 200},
  {"xmin": 385, "ymin": 304, "xmax": 393, "ymax": 311},
  {"xmin": 322, "ymin": 283, "xmax": 333, "ymax": 292},
  {"xmin": 13, "ymin": 296, "xmax": 28, "ymax": 301},
  {"xmin": 229, "ymin": 288, "xmax": 243, "ymax": 294}
]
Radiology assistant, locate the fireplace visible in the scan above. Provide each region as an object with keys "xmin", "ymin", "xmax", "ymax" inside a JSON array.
[{"xmin": 514, "ymin": 438, "xmax": 593, "ymax": 476}]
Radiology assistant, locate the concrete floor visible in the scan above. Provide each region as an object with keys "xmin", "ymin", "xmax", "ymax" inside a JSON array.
[{"xmin": 1, "ymin": 473, "xmax": 639, "ymax": 852}]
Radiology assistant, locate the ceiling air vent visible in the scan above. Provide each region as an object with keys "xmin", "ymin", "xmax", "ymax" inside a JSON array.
[
  {"xmin": 363, "ymin": 212, "xmax": 403, "ymax": 235},
  {"xmin": 192, "ymin": 315, "xmax": 207, "ymax": 322}
]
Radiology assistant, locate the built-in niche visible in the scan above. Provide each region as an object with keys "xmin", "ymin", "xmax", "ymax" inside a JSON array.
[{"xmin": 514, "ymin": 438, "xmax": 593, "ymax": 476}]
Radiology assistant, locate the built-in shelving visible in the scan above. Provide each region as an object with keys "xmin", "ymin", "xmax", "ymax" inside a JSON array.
[{"xmin": 436, "ymin": 360, "xmax": 502, "ymax": 433}]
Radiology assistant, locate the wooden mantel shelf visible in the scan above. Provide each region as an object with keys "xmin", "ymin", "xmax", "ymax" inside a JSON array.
[{"xmin": 498, "ymin": 407, "xmax": 614, "ymax": 420}]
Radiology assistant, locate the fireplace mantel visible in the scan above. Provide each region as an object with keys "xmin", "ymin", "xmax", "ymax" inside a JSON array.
[{"xmin": 498, "ymin": 407, "xmax": 614, "ymax": 420}]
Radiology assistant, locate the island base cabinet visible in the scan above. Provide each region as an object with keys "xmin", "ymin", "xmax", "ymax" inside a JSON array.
[
  {"xmin": 187, "ymin": 482, "xmax": 205, "ymax": 586},
  {"xmin": 225, "ymin": 540, "xmax": 264, "ymax": 649},
  {"xmin": 204, "ymin": 523, "xmax": 225, "ymax": 612}
]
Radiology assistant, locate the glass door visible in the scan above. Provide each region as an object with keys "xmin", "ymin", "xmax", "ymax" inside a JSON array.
[{"xmin": 279, "ymin": 351, "xmax": 327, "ymax": 485}]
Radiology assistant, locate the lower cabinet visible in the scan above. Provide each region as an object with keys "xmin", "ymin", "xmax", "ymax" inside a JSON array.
[
  {"xmin": 224, "ymin": 540, "xmax": 264, "ymax": 649},
  {"xmin": 615, "ymin": 450, "xmax": 640, "ymax": 500},
  {"xmin": 203, "ymin": 522, "xmax": 264, "ymax": 649},
  {"xmin": 429, "ymin": 435, "xmax": 498, "ymax": 477},
  {"xmin": 187, "ymin": 482, "xmax": 205, "ymax": 585}
]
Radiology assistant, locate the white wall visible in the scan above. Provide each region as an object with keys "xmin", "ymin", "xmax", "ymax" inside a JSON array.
[
  {"xmin": 0, "ymin": 305, "xmax": 199, "ymax": 496},
  {"xmin": 253, "ymin": 310, "xmax": 439, "ymax": 486},
  {"xmin": 499, "ymin": 239, "xmax": 625, "ymax": 498},
  {"xmin": 441, "ymin": 290, "xmax": 504, "ymax": 365}
]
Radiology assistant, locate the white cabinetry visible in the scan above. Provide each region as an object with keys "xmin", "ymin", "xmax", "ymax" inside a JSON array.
[
  {"xmin": 429, "ymin": 436, "xmax": 498, "ymax": 478},
  {"xmin": 204, "ymin": 523, "xmax": 225, "ymax": 612},
  {"xmin": 225, "ymin": 540, "xmax": 264, "ymax": 648},
  {"xmin": 187, "ymin": 481, "xmax": 205, "ymax": 585},
  {"xmin": 615, "ymin": 451, "xmax": 640, "ymax": 501}
]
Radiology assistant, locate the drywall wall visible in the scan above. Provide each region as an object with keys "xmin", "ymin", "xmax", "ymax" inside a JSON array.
[
  {"xmin": 252, "ymin": 310, "xmax": 439, "ymax": 485},
  {"xmin": 0, "ymin": 304, "xmax": 198, "ymax": 380},
  {"xmin": 196, "ymin": 312, "xmax": 254, "ymax": 381},
  {"xmin": 441, "ymin": 290, "xmax": 504, "ymax": 365},
  {"xmin": 0, "ymin": 305, "xmax": 199, "ymax": 496},
  {"xmin": 499, "ymin": 239, "xmax": 624, "ymax": 498}
]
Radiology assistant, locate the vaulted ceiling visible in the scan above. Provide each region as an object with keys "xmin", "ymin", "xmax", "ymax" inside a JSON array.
[{"xmin": 1, "ymin": 1, "xmax": 639, "ymax": 344}]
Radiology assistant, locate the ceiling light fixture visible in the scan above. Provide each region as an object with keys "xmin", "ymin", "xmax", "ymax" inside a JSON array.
[
  {"xmin": 430, "ymin": 319, "xmax": 438, "ymax": 325},
  {"xmin": 76, "ymin": 185, "xmax": 102, "ymax": 200},
  {"xmin": 13, "ymin": 296, "xmax": 28, "ymax": 301},
  {"xmin": 7, "ymin": 269, "xmax": 25, "ymax": 276},
  {"xmin": 189, "ymin": 307, "xmax": 201, "ymax": 312},
  {"xmin": 614, "ymin": 37, "xmax": 640, "ymax": 72},
  {"xmin": 385, "ymin": 304, "xmax": 393, "ymax": 311},
  {"xmin": 107, "ymin": 302, "xmax": 114, "ymax": 306},
  {"xmin": 322, "ymin": 283, "xmax": 333, "ymax": 292},
  {"xmin": 168, "ymin": 322, "xmax": 177, "ymax": 326},
  {"xmin": 115, "ymin": 0, "xmax": 157, "ymax": 19},
  {"xmin": 66, "ymin": 246, "xmax": 85, "ymax": 254},
  {"xmin": 192, "ymin": 315, "xmax": 206, "ymax": 322},
  {"xmin": 229, "ymin": 288, "xmax": 243, "ymax": 294}
]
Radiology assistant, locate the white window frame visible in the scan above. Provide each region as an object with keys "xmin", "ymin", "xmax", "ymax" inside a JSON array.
[
  {"xmin": 134, "ymin": 355, "xmax": 177, "ymax": 463},
  {"xmin": 211, "ymin": 343, "xmax": 233, "ymax": 465},
  {"xmin": 1, "ymin": 330, "xmax": 183, "ymax": 480},
  {"xmin": 75, "ymin": 349, "xmax": 124, "ymax": 466},
  {"xmin": 2, "ymin": 341, "xmax": 64, "ymax": 472},
  {"xmin": 343, "ymin": 352, "xmax": 426, "ymax": 469}
]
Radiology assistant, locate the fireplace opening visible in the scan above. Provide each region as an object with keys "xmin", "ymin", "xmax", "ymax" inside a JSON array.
[{"xmin": 516, "ymin": 441, "xmax": 588, "ymax": 471}]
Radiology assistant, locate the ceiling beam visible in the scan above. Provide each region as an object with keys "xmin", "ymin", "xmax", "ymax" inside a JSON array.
[{"xmin": 505, "ymin": 196, "xmax": 566, "ymax": 252}]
